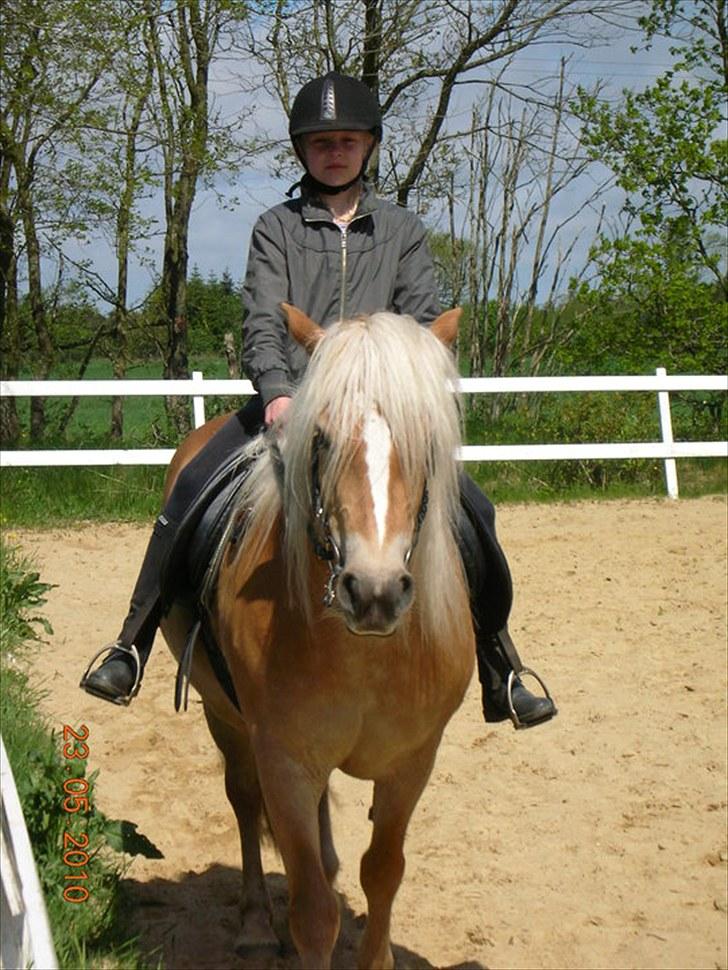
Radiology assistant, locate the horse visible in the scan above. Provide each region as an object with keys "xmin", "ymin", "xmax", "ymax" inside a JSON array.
[{"xmin": 159, "ymin": 305, "xmax": 475, "ymax": 968}]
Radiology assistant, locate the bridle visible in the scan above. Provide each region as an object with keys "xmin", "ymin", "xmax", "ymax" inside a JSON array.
[
  {"xmin": 308, "ymin": 430, "xmax": 429, "ymax": 607},
  {"xmin": 271, "ymin": 429, "xmax": 429, "ymax": 608}
]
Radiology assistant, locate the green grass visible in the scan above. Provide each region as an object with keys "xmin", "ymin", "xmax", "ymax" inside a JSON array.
[
  {"xmin": 466, "ymin": 456, "xmax": 726, "ymax": 504},
  {"xmin": 2, "ymin": 362, "xmax": 725, "ymax": 527},
  {"xmin": 1, "ymin": 456, "xmax": 724, "ymax": 529},
  {"xmin": 12, "ymin": 356, "xmax": 245, "ymax": 447},
  {"xmin": 2, "ymin": 466, "xmax": 167, "ymax": 526},
  {"xmin": 0, "ymin": 540, "xmax": 162, "ymax": 969}
]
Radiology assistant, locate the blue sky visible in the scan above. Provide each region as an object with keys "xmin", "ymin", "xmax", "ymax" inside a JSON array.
[{"xmin": 61, "ymin": 15, "xmax": 683, "ymax": 310}]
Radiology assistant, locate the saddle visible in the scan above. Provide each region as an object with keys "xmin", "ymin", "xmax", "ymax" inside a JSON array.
[{"xmin": 160, "ymin": 445, "xmax": 256, "ymax": 712}]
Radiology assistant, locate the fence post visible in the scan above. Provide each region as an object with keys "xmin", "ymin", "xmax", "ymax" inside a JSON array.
[
  {"xmin": 656, "ymin": 366, "xmax": 679, "ymax": 499},
  {"xmin": 192, "ymin": 371, "xmax": 206, "ymax": 429},
  {"xmin": 1, "ymin": 736, "xmax": 58, "ymax": 970}
]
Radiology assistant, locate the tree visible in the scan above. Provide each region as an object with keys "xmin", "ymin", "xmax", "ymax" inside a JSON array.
[
  {"xmin": 0, "ymin": 0, "xmax": 128, "ymax": 440},
  {"xmin": 428, "ymin": 59, "xmax": 607, "ymax": 422},
  {"xmin": 571, "ymin": 0, "xmax": 728, "ymax": 373},
  {"xmin": 72, "ymin": 4, "xmax": 157, "ymax": 440},
  {"xmin": 246, "ymin": 0, "xmax": 638, "ymax": 206},
  {"xmin": 141, "ymin": 0, "xmax": 253, "ymax": 435},
  {"xmin": 186, "ymin": 267, "xmax": 244, "ymax": 356}
]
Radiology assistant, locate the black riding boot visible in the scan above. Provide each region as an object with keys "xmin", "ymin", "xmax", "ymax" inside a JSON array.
[
  {"xmin": 80, "ymin": 404, "xmax": 261, "ymax": 707},
  {"xmin": 476, "ymin": 627, "xmax": 556, "ymax": 729},
  {"xmin": 458, "ymin": 475, "xmax": 556, "ymax": 730},
  {"xmin": 80, "ymin": 514, "xmax": 176, "ymax": 705}
]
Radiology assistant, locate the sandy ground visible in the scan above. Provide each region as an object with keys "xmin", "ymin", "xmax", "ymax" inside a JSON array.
[{"xmin": 10, "ymin": 495, "xmax": 728, "ymax": 970}]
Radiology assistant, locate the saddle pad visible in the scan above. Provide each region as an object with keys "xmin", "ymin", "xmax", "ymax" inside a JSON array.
[
  {"xmin": 187, "ymin": 476, "xmax": 247, "ymax": 597},
  {"xmin": 160, "ymin": 446, "xmax": 253, "ymax": 609}
]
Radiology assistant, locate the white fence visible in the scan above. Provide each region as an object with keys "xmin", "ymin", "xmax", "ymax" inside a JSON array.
[
  {"xmin": 1, "ymin": 369, "xmax": 726, "ymax": 499},
  {"xmin": 1, "ymin": 736, "xmax": 58, "ymax": 970}
]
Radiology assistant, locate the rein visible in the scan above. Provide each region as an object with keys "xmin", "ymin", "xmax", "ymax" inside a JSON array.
[
  {"xmin": 307, "ymin": 432, "xmax": 344, "ymax": 606},
  {"xmin": 270, "ymin": 430, "xmax": 429, "ymax": 608}
]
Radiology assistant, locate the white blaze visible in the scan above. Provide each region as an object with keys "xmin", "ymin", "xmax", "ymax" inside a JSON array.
[{"xmin": 363, "ymin": 411, "xmax": 391, "ymax": 547}]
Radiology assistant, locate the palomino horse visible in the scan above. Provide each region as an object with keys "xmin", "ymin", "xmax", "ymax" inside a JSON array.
[{"xmin": 160, "ymin": 306, "xmax": 475, "ymax": 968}]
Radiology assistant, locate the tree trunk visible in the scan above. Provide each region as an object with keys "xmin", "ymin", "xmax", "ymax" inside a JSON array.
[
  {"xmin": 0, "ymin": 209, "xmax": 20, "ymax": 444},
  {"xmin": 146, "ymin": 0, "xmax": 218, "ymax": 437},
  {"xmin": 223, "ymin": 332, "xmax": 239, "ymax": 379},
  {"xmin": 110, "ymin": 70, "xmax": 151, "ymax": 440},
  {"xmin": 17, "ymin": 175, "xmax": 54, "ymax": 439}
]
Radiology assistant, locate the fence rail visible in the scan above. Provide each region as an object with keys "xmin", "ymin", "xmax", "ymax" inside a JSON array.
[
  {"xmin": 1, "ymin": 369, "xmax": 726, "ymax": 499},
  {"xmin": 1, "ymin": 736, "xmax": 58, "ymax": 970}
]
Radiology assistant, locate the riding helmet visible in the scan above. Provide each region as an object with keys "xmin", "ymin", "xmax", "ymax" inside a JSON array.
[{"xmin": 289, "ymin": 71, "xmax": 383, "ymax": 141}]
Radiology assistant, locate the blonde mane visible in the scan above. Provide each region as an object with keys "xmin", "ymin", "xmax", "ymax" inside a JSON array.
[{"xmin": 229, "ymin": 312, "xmax": 467, "ymax": 642}]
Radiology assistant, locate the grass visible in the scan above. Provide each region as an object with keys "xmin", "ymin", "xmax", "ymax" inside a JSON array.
[
  {"xmin": 12, "ymin": 356, "xmax": 244, "ymax": 447},
  {"xmin": 2, "ymin": 362, "xmax": 725, "ymax": 526},
  {"xmin": 2, "ymin": 466, "xmax": 167, "ymax": 526},
  {"xmin": 1, "ymin": 457, "xmax": 724, "ymax": 529},
  {"xmin": 0, "ymin": 539, "xmax": 162, "ymax": 969},
  {"xmin": 466, "ymin": 457, "xmax": 727, "ymax": 505}
]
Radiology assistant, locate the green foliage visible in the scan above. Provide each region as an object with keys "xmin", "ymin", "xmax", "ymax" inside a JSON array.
[
  {"xmin": 575, "ymin": 0, "xmax": 727, "ymax": 245},
  {"xmin": 570, "ymin": 0, "xmax": 727, "ymax": 378},
  {"xmin": 0, "ymin": 540, "xmax": 162, "ymax": 968},
  {"xmin": 463, "ymin": 382, "xmax": 726, "ymax": 498},
  {"xmin": 0, "ymin": 543, "xmax": 55, "ymax": 647},
  {"xmin": 186, "ymin": 267, "xmax": 243, "ymax": 357},
  {"xmin": 567, "ymin": 230, "xmax": 727, "ymax": 375},
  {"xmin": 468, "ymin": 456, "xmax": 726, "ymax": 504}
]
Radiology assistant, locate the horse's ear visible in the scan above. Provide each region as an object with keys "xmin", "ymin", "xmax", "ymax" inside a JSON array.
[
  {"xmin": 281, "ymin": 303, "xmax": 325, "ymax": 354},
  {"xmin": 429, "ymin": 308, "xmax": 461, "ymax": 347}
]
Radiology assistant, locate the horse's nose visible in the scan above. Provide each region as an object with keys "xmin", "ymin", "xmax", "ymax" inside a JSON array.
[{"xmin": 338, "ymin": 569, "xmax": 414, "ymax": 634}]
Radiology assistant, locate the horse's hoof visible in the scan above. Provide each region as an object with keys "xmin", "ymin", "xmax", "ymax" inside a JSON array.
[
  {"xmin": 234, "ymin": 933, "xmax": 281, "ymax": 963},
  {"xmin": 234, "ymin": 909, "xmax": 281, "ymax": 959}
]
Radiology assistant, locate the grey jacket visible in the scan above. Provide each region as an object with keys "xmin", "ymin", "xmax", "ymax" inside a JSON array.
[{"xmin": 241, "ymin": 180, "xmax": 441, "ymax": 406}]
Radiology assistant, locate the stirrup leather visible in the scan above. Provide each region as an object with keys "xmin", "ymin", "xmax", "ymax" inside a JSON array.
[
  {"xmin": 505, "ymin": 667, "xmax": 556, "ymax": 730},
  {"xmin": 79, "ymin": 642, "xmax": 142, "ymax": 707}
]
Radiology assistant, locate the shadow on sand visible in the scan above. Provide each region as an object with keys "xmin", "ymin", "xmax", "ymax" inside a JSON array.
[{"xmin": 123, "ymin": 864, "xmax": 486, "ymax": 970}]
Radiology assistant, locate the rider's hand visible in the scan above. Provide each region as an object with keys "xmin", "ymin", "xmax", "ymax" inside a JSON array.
[{"xmin": 264, "ymin": 395, "xmax": 292, "ymax": 428}]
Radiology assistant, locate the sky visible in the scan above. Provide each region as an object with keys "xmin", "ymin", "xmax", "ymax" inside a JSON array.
[{"xmin": 56, "ymin": 6, "xmax": 685, "ymax": 311}]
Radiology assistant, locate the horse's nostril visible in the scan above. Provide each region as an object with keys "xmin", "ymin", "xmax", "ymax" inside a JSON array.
[
  {"xmin": 342, "ymin": 572, "xmax": 359, "ymax": 605},
  {"xmin": 400, "ymin": 574, "xmax": 413, "ymax": 597}
]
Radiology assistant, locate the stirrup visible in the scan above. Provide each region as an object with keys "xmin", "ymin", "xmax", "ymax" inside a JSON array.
[
  {"xmin": 506, "ymin": 667, "xmax": 556, "ymax": 730},
  {"xmin": 79, "ymin": 642, "xmax": 142, "ymax": 707}
]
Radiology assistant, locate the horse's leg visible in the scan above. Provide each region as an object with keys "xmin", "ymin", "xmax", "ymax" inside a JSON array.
[
  {"xmin": 255, "ymin": 743, "xmax": 340, "ymax": 968},
  {"xmin": 319, "ymin": 787, "xmax": 340, "ymax": 885},
  {"xmin": 358, "ymin": 741, "xmax": 440, "ymax": 970},
  {"xmin": 202, "ymin": 705, "xmax": 279, "ymax": 954}
]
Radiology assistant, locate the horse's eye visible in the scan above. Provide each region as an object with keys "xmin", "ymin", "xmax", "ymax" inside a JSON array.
[{"xmin": 313, "ymin": 429, "xmax": 332, "ymax": 453}]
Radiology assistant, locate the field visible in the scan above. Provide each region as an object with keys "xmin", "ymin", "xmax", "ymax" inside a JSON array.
[{"xmin": 12, "ymin": 495, "xmax": 728, "ymax": 970}]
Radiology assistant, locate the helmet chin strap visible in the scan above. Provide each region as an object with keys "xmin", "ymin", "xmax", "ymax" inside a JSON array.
[
  {"xmin": 287, "ymin": 171, "xmax": 365, "ymax": 199},
  {"xmin": 305, "ymin": 172, "xmax": 362, "ymax": 195}
]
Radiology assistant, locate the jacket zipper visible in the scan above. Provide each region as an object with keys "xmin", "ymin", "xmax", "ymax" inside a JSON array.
[
  {"xmin": 338, "ymin": 212, "xmax": 369, "ymax": 321},
  {"xmin": 339, "ymin": 226, "xmax": 348, "ymax": 321},
  {"xmin": 303, "ymin": 211, "xmax": 368, "ymax": 323}
]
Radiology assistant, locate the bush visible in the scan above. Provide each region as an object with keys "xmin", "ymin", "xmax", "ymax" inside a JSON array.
[{"xmin": 0, "ymin": 540, "xmax": 161, "ymax": 969}]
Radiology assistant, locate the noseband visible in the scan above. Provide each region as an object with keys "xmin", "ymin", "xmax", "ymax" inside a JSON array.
[{"xmin": 270, "ymin": 430, "xmax": 429, "ymax": 608}]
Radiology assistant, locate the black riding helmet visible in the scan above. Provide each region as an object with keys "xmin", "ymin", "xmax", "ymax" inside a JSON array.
[{"xmin": 289, "ymin": 71, "xmax": 382, "ymax": 195}]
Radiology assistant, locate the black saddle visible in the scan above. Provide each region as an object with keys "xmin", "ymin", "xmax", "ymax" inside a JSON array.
[{"xmin": 160, "ymin": 444, "xmax": 257, "ymax": 712}]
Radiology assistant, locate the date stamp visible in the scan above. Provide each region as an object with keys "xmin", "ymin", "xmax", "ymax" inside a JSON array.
[{"xmin": 61, "ymin": 724, "xmax": 91, "ymax": 904}]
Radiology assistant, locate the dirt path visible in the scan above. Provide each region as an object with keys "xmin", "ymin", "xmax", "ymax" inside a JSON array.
[{"xmin": 12, "ymin": 496, "xmax": 728, "ymax": 970}]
